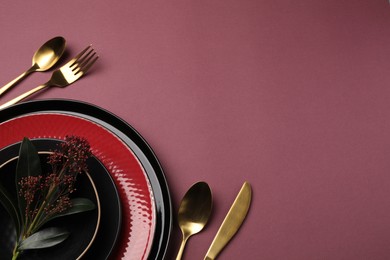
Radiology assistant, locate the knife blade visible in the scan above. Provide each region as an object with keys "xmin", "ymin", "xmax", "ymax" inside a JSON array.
[{"xmin": 204, "ymin": 181, "xmax": 252, "ymax": 260}]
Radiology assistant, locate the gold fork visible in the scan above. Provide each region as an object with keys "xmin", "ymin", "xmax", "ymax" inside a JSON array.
[{"xmin": 0, "ymin": 45, "xmax": 98, "ymax": 110}]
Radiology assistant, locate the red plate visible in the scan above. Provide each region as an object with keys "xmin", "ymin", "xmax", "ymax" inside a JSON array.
[{"xmin": 0, "ymin": 100, "xmax": 172, "ymax": 260}]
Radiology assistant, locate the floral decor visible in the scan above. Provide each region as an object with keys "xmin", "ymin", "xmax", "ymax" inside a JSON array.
[{"xmin": 0, "ymin": 136, "xmax": 96, "ymax": 260}]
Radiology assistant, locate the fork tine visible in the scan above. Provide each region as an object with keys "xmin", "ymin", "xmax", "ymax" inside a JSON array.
[
  {"xmin": 73, "ymin": 53, "xmax": 99, "ymax": 75},
  {"xmin": 79, "ymin": 51, "xmax": 97, "ymax": 69},
  {"xmin": 69, "ymin": 45, "xmax": 93, "ymax": 68},
  {"xmin": 75, "ymin": 48, "xmax": 95, "ymax": 67},
  {"xmin": 81, "ymin": 55, "xmax": 99, "ymax": 74},
  {"xmin": 71, "ymin": 46, "xmax": 96, "ymax": 74}
]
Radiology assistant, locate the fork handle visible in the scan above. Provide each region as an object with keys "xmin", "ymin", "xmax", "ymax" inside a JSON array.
[{"xmin": 0, "ymin": 83, "xmax": 49, "ymax": 110}]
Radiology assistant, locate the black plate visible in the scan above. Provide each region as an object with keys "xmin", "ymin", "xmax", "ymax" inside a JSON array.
[
  {"xmin": 0, "ymin": 99, "xmax": 172, "ymax": 260},
  {"xmin": 0, "ymin": 139, "xmax": 121, "ymax": 259}
]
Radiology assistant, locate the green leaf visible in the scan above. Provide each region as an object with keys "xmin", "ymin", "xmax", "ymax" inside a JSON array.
[
  {"xmin": 16, "ymin": 138, "xmax": 42, "ymax": 226},
  {"xmin": 18, "ymin": 227, "xmax": 69, "ymax": 250},
  {"xmin": 16, "ymin": 138, "xmax": 42, "ymax": 179},
  {"xmin": 0, "ymin": 181, "xmax": 21, "ymax": 237},
  {"xmin": 47, "ymin": 198, "xmax": 96, "ymax": 222}
]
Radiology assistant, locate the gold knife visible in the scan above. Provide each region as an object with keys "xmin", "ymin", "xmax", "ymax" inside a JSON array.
[{"xmin": 204, "ymin": 181, "xmax": 252, "ymax": 260}]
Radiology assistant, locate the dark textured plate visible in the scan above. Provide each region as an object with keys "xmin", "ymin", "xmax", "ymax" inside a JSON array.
[
  {"xmin": 0, "ymin": 139, "xmax": 121, "ymax": 260},
  {"xmin": 0, "ymin": 99, "xmax": 172, "ymax": 260}
]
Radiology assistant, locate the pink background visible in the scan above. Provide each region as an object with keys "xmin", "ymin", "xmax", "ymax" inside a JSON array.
[{"xmin": 1, "ymin": 0, "xmax": 390, "ymax": 259}]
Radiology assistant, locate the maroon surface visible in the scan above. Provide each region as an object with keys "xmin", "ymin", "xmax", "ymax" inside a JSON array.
[{"xmin": 1, "ymin": 1, "xmax": 390, "ymax": 259}]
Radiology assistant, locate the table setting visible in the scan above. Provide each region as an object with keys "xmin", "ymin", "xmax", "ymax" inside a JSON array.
[
  {"xmin": 2, "ymin": 1, "xmax": 390, "ymax": 259},
  {"xmin": 0, "ymin": 35, "xmax": 251, "ymax": 259}
]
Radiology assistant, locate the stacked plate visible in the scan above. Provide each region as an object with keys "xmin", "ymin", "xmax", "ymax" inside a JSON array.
[{"xmin": 0, "ymin": 100, "xmax": 172, "ymax": 260}]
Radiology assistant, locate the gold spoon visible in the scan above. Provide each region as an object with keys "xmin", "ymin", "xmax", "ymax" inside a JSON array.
[
  {"xmin": 176, "ymin": 181, "xmax": 212, "ymax": 260},
  {"xmin": 0, "ymin": 36, "xmax": 66, "ymax": 96}
]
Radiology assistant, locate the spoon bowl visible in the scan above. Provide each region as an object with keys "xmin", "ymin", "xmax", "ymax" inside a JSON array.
[
  {"xmin": 176, "ymin": 181, "xmax": 212, "ymax": 260},
  {"xmin": 33, "ymin": 36, "xmax": 66, "ymax": 71},
  {"xmin": 0, "ymin": 36, "xmax": 66, "ymax": 96}
]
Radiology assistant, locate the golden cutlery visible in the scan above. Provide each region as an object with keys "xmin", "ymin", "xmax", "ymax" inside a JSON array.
[
  {"xmin": 176, "ymin": 182, "xmax": 212, "ymax": 260},
  {"xmin": 204, "ymin": 181, "xmax": 252, "ymax": 260},
  {"xmin": 0, "ymin": 45, "xmax": 98, "ymax": 110},
  {"xmin": 0, "ymin": 36, "xmax": 66, "ymax": 96}
]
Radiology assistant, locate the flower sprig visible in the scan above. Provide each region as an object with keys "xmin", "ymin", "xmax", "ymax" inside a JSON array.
[{"xmin": 0, "ymin": 136, "xmax": 96, "ymax": 260}]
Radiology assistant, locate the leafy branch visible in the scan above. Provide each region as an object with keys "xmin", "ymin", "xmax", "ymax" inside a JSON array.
[{"xmin": 0, "ymin": 136, "xmax": 96, "ymax": 260}]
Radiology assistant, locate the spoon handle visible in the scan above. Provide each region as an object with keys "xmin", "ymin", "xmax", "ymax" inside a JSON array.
[
  {"xmin": 0, "ymin": 66, "xmax": 35, "ymax": 96},
  {"xmin": 0, "ymin": 83, "xmax": 48, "ymax": 110},
  {"xmin": 176, "ymin": 236, "xmax": 189, "ymax": 260}
]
